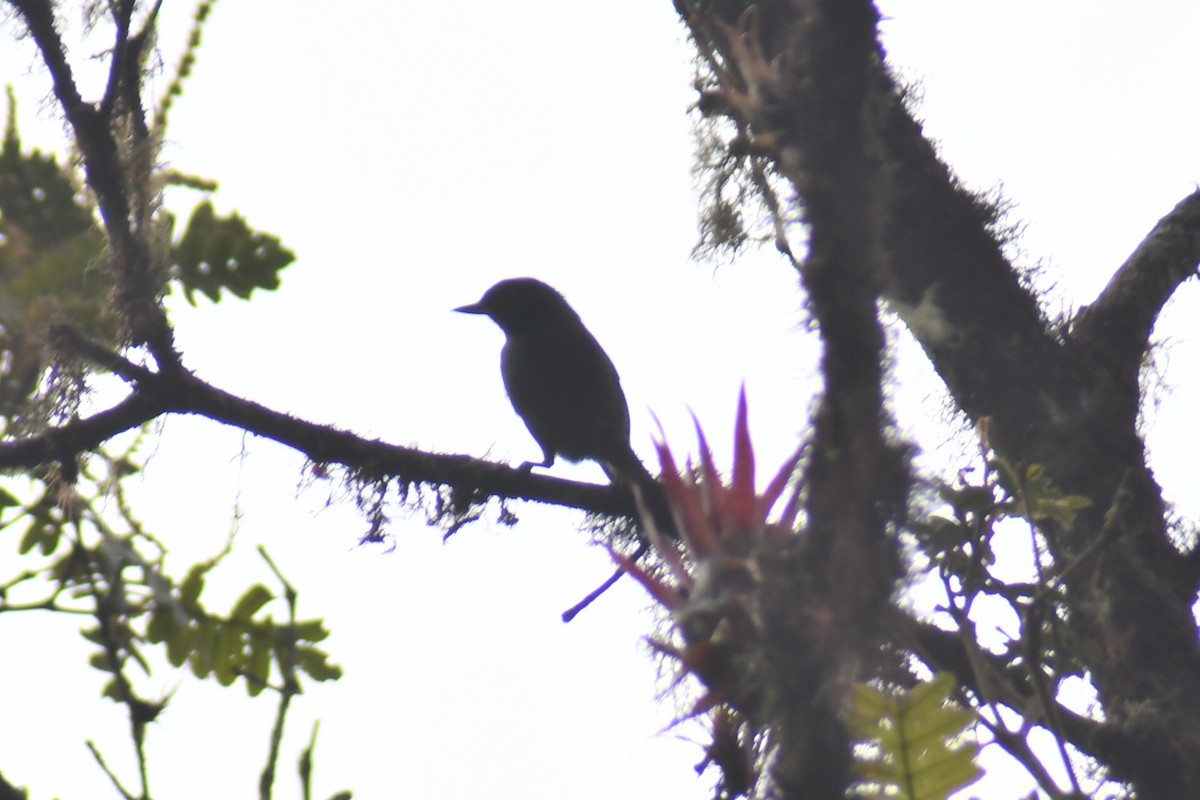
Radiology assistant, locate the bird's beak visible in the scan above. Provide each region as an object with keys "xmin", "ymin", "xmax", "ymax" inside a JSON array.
[{"xmin": 454, "ymin": 301, "xmax": 487, "ymax": 315}]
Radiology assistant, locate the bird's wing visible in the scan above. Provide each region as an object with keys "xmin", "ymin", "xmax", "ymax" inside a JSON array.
[{"xmin": 501, "ymin": 327, "xmax": 631, "ymax": 464}]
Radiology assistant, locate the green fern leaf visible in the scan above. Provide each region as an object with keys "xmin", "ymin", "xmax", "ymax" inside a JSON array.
[{"xmin": 847, "ymin": 673, "xmax": 983, "ymax": 800}]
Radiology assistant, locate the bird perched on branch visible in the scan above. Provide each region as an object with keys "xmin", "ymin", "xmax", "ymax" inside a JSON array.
[
  {"xmin": 458, "ymin": 277, "xmax": 676, "ymax": 620},
  {"xmin": 455, "ymin": 277, "xmax": 655, "ymax": 487}
]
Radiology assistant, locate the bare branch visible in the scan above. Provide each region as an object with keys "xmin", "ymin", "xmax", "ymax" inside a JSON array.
[
  {"xmin": 86, "ymin": 741, "xmax": 136, "ymax": 800},
  {"xmin": 50, "ymin": 325, "xmax": 156, "ymax": 384},
  {"xmin": 0, "ymin": 393, "xmax": 164, "ymax": 469},
  {"xmin": 0, "ymin": 336, "xmax": 642, "ymax": 527},
  {"xmin": 258, "ymin": 547, "xmax": 299, "ymax": 800},
  {"xmin": 98, "ymin": 0, "xmax": 135, "ymax": 119},
  {"xmin": 909, "ymin": 616, "xmax": 1174, "ymax": 790}
]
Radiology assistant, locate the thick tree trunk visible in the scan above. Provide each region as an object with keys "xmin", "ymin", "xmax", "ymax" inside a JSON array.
[{"xmin": 674, "ymin": 0, "xmax": 1200, "ymax": 795}]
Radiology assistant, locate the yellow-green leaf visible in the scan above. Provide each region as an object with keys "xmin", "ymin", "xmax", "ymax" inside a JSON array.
[
  {"xmin": 231, "ymin": 584, "xmax": 273, "ymax": 621},
  {"xmin": 847, "ymin": 673, "xmax": 983, "ymax": 800}
]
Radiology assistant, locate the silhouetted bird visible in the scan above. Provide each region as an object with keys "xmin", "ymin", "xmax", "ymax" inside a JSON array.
[{"xmin": 455, "ymin": 278, "xmax": 654, "ymax": 486}]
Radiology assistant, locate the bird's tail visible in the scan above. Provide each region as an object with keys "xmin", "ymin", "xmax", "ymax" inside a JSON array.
[
  {"xmin": 562, "ymin": 448, "xmax": 676, "ymax": 621},
  {"xmin": 603, "ymin": 446, "xmax": 676, "ymax": 540}
]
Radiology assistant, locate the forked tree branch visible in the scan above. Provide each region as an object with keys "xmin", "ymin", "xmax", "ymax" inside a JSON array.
[
  {"xmin": 6, "ymin": 0, "xmax": 178, "ymax": 363},
  {"xmin": 1070, "ymin": 189, "xmax": 1200, "ymax": 380},
  {"xmin": 674, "ymin": 2, "xmax": 1200, "ymax": 796}
]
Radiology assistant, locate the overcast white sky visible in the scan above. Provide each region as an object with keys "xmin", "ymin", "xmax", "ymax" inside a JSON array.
[{"xmin": 2, "ymin": 2, "xmax": 1199, "ymax": 799}]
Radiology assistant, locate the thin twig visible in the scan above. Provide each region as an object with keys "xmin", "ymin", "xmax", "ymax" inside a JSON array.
[
  {"xmin": 971, "ymin": 713, "xmax": 1068, "ymax": 798},
  {"xmin": 99, "ymin": 0, "xmax": 135, "ymax": 118},
  {"xmin": 83, "ymin": 531, "xmax": 155, "ymax": 800},
  {"xmin": 51, "ymin": 324, "xmax": 157, "ymax": 384},
  {"xmin": 299, "ymin": 721, "xmax": 320, "ymax": 800},
  {"xmin": 258, "ymin": 546, "xmax": 299, "ymax": 800},
  {"xmin": 86, "ymin": 740, "xmax": 136, "ymax": 800}
]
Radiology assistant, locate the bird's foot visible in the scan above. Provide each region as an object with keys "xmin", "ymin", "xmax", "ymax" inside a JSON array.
[{"xmin": 518, "ymin": 455, "xmax": 556, "ymax": 472}]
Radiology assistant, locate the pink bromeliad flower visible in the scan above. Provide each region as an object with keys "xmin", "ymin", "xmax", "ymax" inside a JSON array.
[{"xmin": 612, "ymin": 388, "xmax": 804, "ymax": 714}]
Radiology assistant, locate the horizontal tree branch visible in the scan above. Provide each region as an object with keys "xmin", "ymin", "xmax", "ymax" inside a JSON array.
[
  {"xmin": 907, "ymin": 618, "xmax": 1157, "ymax": 787},
  {"xmin": 1, "ymin": 334, "xmax": 640, "ymax": 525},
  {"xmin": 0, "ymin": 392, "xmax": 163, "ymax": 469},
  {"xmin": 165, "ymin": 368, "xmax": 635, "ymax": 517}
]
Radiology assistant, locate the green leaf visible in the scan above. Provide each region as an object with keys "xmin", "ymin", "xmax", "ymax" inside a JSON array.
[
  {"xmin": 189, "ymin": 619, "xmax": 218, "ymax": 679},
  {"xmin": 1, "ymin": 89, "xmax": 95, "ymax": 249},
  {"xmin": 1016, "ymin": 461, "xmax": 1091, "ymax": 528},
  {"xmin": 16, "ymin": 516, "xmax": 62, "ymax": 556},
  {"xmin": 230, "ymin": 583, "xmax": 273, "ymax": 621},
  {"xmin": 38, "ymin": 521, "xmax": 62, "ymax": 555},
  {"xmin": 294, "ymin": 618, "xmax": 332, "ymax": 643},
  {"xmin": 101, "ymin": 678, "xmax": 122, "ymax": 701},
  {"xmin": 987, "ymin": 457, "xmax": 1091, "ymax": 529},
  {"xmin": 146, "ymin": 608, "xmax": 171, "ymax": 643},
  {"xmin": 212, "ymin": 627, "xmax": 242, "ymax": 687},
  {"xmin": 1032, "ymin": 494, "xmax": 1092, "ymax": 529},
  {"xmin": 179, "ymin": 565, "xmax": 206, "ymax": 609},
  {"xmin": 17, "ymin": 519, "xmax": 45, "ymax": 554},
  {"xmin": 295, "ymin": 645, "xmax": 343, "ymax": 683},
  {"xmin": 245, "ymin": 634, "xmax": 272, "ymax": 697},
  {"xmin": 0, "ymin": 91, "xmax": 122, "ymax": 415},
  {"xmin": 165, "ymin": 624, "xmax": 194, "ymax": 668},
  {"xmin": 847, "ymin": 673, "xmax": 983, "ymax": 800},
  {"xmin": 170, "ymin": 200, "xmax": 295, "ymax": 305},
  {"xmin": 88, "ymin": 652, "xmax": 114, "ymax": 673}
]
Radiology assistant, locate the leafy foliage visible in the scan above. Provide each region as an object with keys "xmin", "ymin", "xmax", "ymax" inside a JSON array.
[
  {"xmin": 0, "ymin": 87, "xmax": 307, "ymax": 797},
  {"xmin": 0, "ymin": 88, "xmax": 110, "ymax": 417},
  {"xmin": 912, "ymin": 447, "xmax": 1101, "ymax": 792},
  {"xmin": 0, "ymin": 436, "xmax": 343, "ymax": 796},
  {"xmin": 0, "ymin": 90, "xmax": 294, "ymax": 418},
  {"xmin": 170, "ymin": 200, "xmax": 295, "ymax": 305},
  {"xmin": 141, "ymin": 563, "xmax": 341, "ymax": 698},
  {"xmin": 847, "ymin": 674, "xmax": 983, "ymax": 800},
  {"xmin": 1, "ymin": 440, "xmax": 341, "ymax": 700},
  {"xmin": 0, "ymin": 4, "xmax": 323, "ymax": 797}
]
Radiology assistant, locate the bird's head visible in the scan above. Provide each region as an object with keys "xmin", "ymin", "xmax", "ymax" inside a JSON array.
[{"xmin": 454, "ymin": 277, "xmax": 580, "ymax": 335}]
